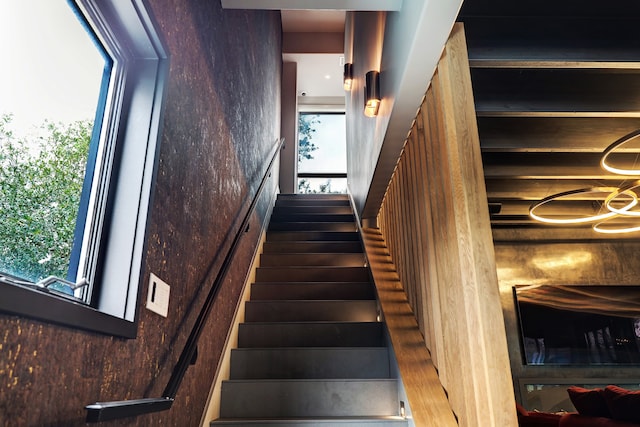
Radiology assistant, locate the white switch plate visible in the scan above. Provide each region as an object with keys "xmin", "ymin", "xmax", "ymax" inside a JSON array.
[{"xmin": 147, "ymin": 273, "xmax": 170, "ymax": 317}]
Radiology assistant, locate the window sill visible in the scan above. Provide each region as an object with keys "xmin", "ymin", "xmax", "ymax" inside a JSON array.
[{"xmin": 0, "ymin": 279, "xmax": 137, "ymax": 338}]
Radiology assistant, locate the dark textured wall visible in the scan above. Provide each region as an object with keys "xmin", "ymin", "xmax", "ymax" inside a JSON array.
[{"xmin": 0, "ymin": 1, "xmax": 282, "ymax": 426}]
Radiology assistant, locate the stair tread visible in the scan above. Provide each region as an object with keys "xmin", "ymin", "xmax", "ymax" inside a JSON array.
[
  {"xmin": 247, "ymin": 299, "xmax": 374, "ymax": 302},
  {"xmin": 214, "ymin": 416, "xmax": 406, "ymax": 421},
  {"xmin": 257, "ymin": 266, "xmax": 368, "ymax": 270},
  {"xmin": 252, "ymin": 281, "xmax": 371, "ymax": 284},
  {"xmin": 231, "ymin": 345, "xmax": 387, "ymax": 352},
  {"xmin": 211, "ymin": 420, "xmax": 408, "ymax": 426},
  {"xmin": 223, "ymin": 378, "xmax": 397, "ymax": 383},
  {"xmin": 240, "ymin": 320, "xmax": 380, "ymax": 324}
]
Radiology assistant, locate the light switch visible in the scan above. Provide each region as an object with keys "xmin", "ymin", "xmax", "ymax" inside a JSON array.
[{"xmin": 146, "ymin": 273, "xmax": 170, "ymax": 317}]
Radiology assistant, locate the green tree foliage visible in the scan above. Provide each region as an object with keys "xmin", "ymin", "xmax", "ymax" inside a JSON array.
[
  {"xmin": 297, "ymin": 178, "xmax": 341, "ymax": 194},
  {"xmin": 0, "ymin": 114, "xmax": 92, "ymax": 282},
  {"xmin": 298, "ymin": 114, "xmax": 320, "ymax": 162}
]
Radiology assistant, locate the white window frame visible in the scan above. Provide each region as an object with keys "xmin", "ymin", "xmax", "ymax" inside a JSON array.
[{"xmin": 0, "ymin": 0, "xmax": 169, "ymax": 338}]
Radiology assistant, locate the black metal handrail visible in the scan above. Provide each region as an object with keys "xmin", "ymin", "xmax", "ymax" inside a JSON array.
[{"xmin": 85, "ymin": 138, "xmax": 284, "ymax": 423}]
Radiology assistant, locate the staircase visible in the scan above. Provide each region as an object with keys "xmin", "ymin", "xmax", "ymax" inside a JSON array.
[{"xmin": 211, "ymin": 194, "xmax": 408, "ymax": 427}]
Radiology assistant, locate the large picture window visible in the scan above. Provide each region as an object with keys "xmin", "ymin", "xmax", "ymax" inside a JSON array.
[
  {"xmin": 297, "ymin": 112, "xmax": 347, "ymax": 194},
  {"xmin": 0, "ymin": 0, "xmax": 168, "ymax": 338}
]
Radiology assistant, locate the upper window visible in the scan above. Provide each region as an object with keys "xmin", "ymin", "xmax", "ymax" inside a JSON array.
[
  {"xmin": 0, "ymin": 0, "xmax": 168, "ymax": 337},
  {"xmin": 297, "ymin": 112, "xmax": 347, "ymax": 194}
]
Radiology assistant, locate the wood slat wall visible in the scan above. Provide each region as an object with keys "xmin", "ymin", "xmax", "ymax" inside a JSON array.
[{"xmin": 375, "ymin": 24, "xmax": 517, "ymax": 427}]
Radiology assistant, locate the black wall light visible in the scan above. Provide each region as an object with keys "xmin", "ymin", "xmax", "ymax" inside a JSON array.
[
  {"xmin": 364, "ymin": 70, "xmax": 380, "ymax": 117},
  {"xmin": 343, "ymin": 63, "xmax": 353, "ymax": 91}
]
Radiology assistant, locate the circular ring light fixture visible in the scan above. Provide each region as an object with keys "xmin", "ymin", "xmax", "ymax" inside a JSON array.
[
  {"xmin": 605, "ymin": 180, "xmax": 640, "ymax": 217},
  {"xmin": 593, "ymin": 220, "xmax": 640, "ymax": 234},
  {"xmin": 601, "ymin": 129, "xmax": 640, "ymax": 176},
  {"xmin": 529, "ymin": 187, "xmax": 637, "ymax": 225}
]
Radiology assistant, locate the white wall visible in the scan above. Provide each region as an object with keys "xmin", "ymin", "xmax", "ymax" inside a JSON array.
[{"xmin": 346, "ymin": 0, "xmax": 464, "ymax": 219}]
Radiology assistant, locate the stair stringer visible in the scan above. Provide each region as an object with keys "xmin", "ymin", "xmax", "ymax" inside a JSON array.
[{"xmin": 199, "ymin": 189, "xmax": 278, "ymax": 427}]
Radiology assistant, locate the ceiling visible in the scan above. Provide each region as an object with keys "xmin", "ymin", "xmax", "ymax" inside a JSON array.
[
  {"xmin": 280, "ymin": 10, "xmax": 346, "ymax": 103},
  {"xmin": 457, "ymin": 0, "xmax": 640, "ymax": 240}
]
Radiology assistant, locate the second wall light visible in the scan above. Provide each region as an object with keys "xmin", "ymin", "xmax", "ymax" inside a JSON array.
[
  {"xmin": 343, "ymin": 63, "xmax": 353, "ymax": 91},
  {"xmin": 364, "ymin": 70, "xmax": 380, "ymax": 117}
]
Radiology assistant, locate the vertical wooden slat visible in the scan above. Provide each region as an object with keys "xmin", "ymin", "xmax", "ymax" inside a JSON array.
[
  {"xmin": 400, "ymin": 152, "xmax": 414, "ymax": 308},
  {"xmin": 412, "ymin": 111, "xmax": 430, "ymax": 339},
  {"xmin": 396, "ymin": 158, "xmax": 405, "ymax": 288},
  {"xmin": 408, "ymin": 141, "xmax": 422, "ymax": 315}
]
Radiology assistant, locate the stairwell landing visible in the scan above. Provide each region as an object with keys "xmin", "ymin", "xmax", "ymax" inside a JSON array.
[{"xmin": 211, "ymin": 194, "xmax": 408, "ymax": 427}]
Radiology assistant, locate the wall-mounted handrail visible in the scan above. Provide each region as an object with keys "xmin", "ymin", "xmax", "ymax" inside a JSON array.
[{"xmin": 85, "ymin": 138, "xmax": 284, "ymax": 423}]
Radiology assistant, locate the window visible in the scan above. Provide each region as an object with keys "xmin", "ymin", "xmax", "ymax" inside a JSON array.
[
  {"xmin": 297, "ymin": 112, "xmax": 347, "ymax": 194},
  {"xmin": 0, "ymin": 0, "xmax": 168, "ymax": 338},
  {"xmin": 0, "ymin": 0, "xmax": 111, "ymax": 299}
]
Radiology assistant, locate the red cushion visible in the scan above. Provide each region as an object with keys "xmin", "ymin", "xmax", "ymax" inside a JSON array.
[
  {"xmin": 602, "ymin": 385, "xmax": 640, "ymax": 424},
  {"xmin": 517, "ymin": 406, "xmax": 561, "ymax": 427},
  {"xmin": 559, "ymin": 413, "xmax": 640, "ymax": 427},
  {"xmin": 567, "ymin": 386, "xmax": 611, "ymax": 418}
]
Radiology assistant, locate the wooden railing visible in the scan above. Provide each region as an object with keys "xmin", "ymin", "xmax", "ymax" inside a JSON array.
[{"xmin": 85, "ymin": 138, "xmax": 284, "ymax": 422}]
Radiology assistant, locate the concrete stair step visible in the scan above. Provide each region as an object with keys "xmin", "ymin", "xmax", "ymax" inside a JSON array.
[
  {"xmin": 273, "ymin": 205, "xmax": 353, "ymax": 215},
  {"xmin": 270, "ymin": 213, "xmax": 355, "ymax": 223},
  {"xmin": 267, "ymin": 231, "xmax": 360, "ymax": 242},
  {"xmin": 211, "ymin": 416, "xmax": 408, "ymax": 426},
  {"xmin": 269, "ymin": 222, "xmax": 357, "ymax": 232},
  {"xmin": 229, "ymin": 347, "xmax": 391, "ymax": 379},
  {"xmin": 238, "ymin": 322, "xmax": 385, "ymax": 348},
  {"xmin": 255, "ymin": 267, "xmax": 369, "ymax": 282},
  {"xmin": 262, "ymin": 241, "xmax": 363, "ymax": 254},
  {"xmin": 260, "ymin": 253, "xmax": 366, "ymax": 267},
  {"xmin": 275, "ymin": 199, "xmax": 350, "ymax": 207},
  {"xmin": 250, "ymin": 282, "xmax": 375, "ymax": 301},
  {"xmin": 244, "ymin": 300, "xmax": 378, "ymax": 322},
  {"xmin": 277, "ymin": 194, "xmax": 349, "ymax": 201},
  {"xmin": 219, "ymin": 379, "xmax": 399, "ymax": 418}
]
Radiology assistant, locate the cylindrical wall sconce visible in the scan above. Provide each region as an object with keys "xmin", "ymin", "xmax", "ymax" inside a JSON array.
[
  {"xmin": 364, "ymin": 70, "xmax": 380, "ymax": 117},
  {"xmin": 343, "ymin": 63, "xmax": 353, "ymax": 91}
]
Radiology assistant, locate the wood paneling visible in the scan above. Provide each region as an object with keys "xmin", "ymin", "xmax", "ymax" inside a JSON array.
[
  {"xmin": 362, "ymin": 229, "xmax": 458, "ymax": 427},
  {"xmin": 373, "ymin": 24, "xmax": 517, "ymax": 427}
]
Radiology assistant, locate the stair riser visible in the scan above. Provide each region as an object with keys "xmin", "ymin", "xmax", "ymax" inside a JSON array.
[
  {"xmin": 238, "ymin": 322, "xmax": 385, "ymax": 348},
  {"xmin": 219, "ymin": 380, "xmax": 399, "ymax": 418},
  {"xmin": 263, "ymin": 241, "xmax": 363, "ymax": 254},
  {"xmin": 271, "ymin": 213, "xmax": 355, "ymax": 223},
  {"xmin": 273, "ymin": 206, "xmax": 353, "ymax": 215},
  {"xmin": 269, "ymin": 222, "xmax": 357, "ymax": 232},
  {"xmin": 277, "ymin": 194, "xmax": 349, "ymax": 201},
  {"xmin": 245, "ymin": 301, "xmax": 378, "ymax": 322},
  {"xmin": 260, "ymin": 253, "xmax": 365, "ymax": 267},
  {"xmin": 276, "ymin": 199, "xmax": 350, "ymax": 207},
  {"xmin": 229, "ymin": 348, "xmax": 390, "ymax": 379},
  {"xmin": 267, "ymin": 231, "xmax": 360, "ymax": 242},
  {"xmin": 250, "ymin": 282, "xmax": 375, "ymax": 301},
  {"xmin": 256, "ymin": 267, "xmax": 370, "ymax": 282}
]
